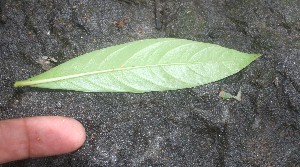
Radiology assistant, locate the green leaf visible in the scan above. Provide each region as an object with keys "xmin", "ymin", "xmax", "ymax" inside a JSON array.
[{"xmin": 14, "ymin": 38, "xmax": 260, "ymax": 93}]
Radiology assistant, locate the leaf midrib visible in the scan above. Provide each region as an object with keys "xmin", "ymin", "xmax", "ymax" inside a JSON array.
[{"xmin": 15, "ymin": 62, "xmax": 206, "ymax": 86}]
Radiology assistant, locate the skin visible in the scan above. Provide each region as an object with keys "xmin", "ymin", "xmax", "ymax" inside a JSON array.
[{"xmin": 0, "ymin": 116, "xmax": 86, "ymax": 164}]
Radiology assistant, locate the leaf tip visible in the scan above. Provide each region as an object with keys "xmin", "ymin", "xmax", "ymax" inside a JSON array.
[{"xmin": 254, "ymin": 54, "xmax": 262, "ymax": 59}]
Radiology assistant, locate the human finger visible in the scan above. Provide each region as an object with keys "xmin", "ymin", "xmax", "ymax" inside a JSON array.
[{"xmin": 0, "ymin": 116, "xmax": 86, "ymax": 164}]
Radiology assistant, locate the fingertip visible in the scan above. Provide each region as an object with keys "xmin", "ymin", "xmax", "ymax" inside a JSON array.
[
  {"xmin": 26, "ymin": 116, "xmax": 86, "ymax": 157},
  {"xmin": 0, "ymin": 116, "xmax": 86, "ymax": 164},
  {"xmin": 58, "ymin": 117, "xmax": 86, "ymax": 151}
]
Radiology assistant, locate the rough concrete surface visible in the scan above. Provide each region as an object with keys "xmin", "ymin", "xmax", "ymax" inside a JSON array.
[{"xmin": 0, "ymin": 0, "xmax": 299, "ymax": 166}]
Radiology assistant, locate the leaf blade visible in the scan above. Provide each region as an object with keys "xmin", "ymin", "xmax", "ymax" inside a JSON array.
[{"xmin": 14, "ymin": 38, "xmax": 261, "ymax": 93}]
